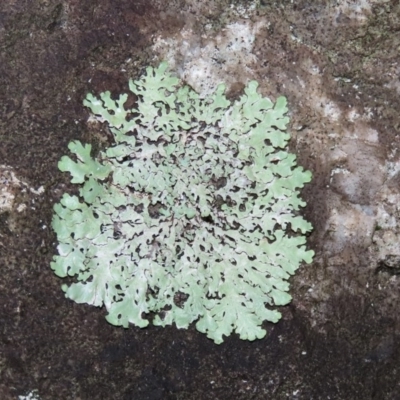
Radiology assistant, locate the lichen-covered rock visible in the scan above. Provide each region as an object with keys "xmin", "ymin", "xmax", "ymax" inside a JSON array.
[{"xmin": 51, "ymin": 62, "xmax": 313, "ymax": 344}]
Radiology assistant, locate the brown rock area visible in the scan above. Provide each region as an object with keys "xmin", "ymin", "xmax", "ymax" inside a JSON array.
[{"xmin": 1, "ymin": 1, "xmax": 400, "ymax": 399}]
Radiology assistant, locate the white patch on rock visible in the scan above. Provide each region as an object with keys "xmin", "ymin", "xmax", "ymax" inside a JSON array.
[
  {"xmin": 324, "ymin": 200, "xmax": 376, "ymax": 254},
  {"xmin": 323, "ymin": 100, "xmax": 342, "ymax": 122},
  {"xmin": 332, "ymin": 0, "xmax": 375, "ymax": 24},
  {"xmin": 0, "ymin": 165, "xmax": 44, "ymax": 214},
  {"xmin": 329, "ymin": 140, "xmax": 385, "ymax": 205},
  {"xmin": 18, "ymin": 390, "xmax": 41, "ymax": 400},
  {"xmin": 229, "ymin": 0, "xmax": 259, "ymax": 19},
  {"xmin": 153, "ymin": 20, "xmax": 261, "ymax": 96},
  {"xmin": 0, "ymin": 166, "xmax": 22, "ymax": 212}
]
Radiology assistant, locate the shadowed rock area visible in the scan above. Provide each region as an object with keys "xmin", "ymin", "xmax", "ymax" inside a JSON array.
[{"xmin": 1, "ymin": 1, "xmax": 400, "ymax": 399}]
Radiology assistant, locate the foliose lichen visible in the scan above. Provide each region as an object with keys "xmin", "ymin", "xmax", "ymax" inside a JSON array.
[{"xmin": 51, "ymin": 62, "xmax": 314, "ymax": 344}]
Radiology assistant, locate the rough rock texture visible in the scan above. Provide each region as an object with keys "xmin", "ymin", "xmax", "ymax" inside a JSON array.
[{"xmin": 1, "ymin": 0, "xmax": 400, "ymax": 399}]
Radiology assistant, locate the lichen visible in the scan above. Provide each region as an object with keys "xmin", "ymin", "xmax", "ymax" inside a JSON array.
[{"xmin": 51, "ymin": 62, "xmax": 314, "ymax": 344}]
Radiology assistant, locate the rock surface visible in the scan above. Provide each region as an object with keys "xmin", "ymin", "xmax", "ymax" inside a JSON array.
[{"xmin": 1, "ymin": 0, "xmax": 400, "ymax": 399}]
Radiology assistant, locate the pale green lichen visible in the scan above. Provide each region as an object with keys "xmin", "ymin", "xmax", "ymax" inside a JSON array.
[{"xmin": 51, "ymin": 62, "xmax": 314, "ymax": 344}]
